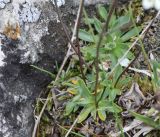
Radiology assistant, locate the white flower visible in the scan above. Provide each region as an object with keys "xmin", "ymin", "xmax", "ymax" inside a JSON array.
[
  {"xmin": 119, "ymin": 58, "xmax": 130, "ymax": 67},
  {"xmin": 154, "ymin": 0, "xmax": 160, "ymax": 10},
  {"xmin": 142, "ymin": 0, "xmax": 154, "ymax": 10},
  {"xmin": 142, "ymin": 0, "xmax": 160, "ymax": 10}
]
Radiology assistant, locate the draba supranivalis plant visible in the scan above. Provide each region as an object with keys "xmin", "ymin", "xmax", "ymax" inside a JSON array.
[{"xmin": 142, "ymin": 0, "xmax": 160, "ymax": 10}]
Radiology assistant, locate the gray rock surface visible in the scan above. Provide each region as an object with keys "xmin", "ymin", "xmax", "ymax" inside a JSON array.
[
  {"xmin": 0, "ymin": 0, "xmax": 110, "ymax": 137},
  {"xmin": 0, "ymin": 1, "xmax": 69, "ymax": 137}
]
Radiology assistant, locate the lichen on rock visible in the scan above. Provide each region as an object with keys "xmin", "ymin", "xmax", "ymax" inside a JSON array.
[
  {"xmin": 0, "ymin": 34, "xmax": 6, "ymax": 67},
  {"xmin": 18, "ymin": 2, "xmax": 41, "ymax": 23},
  {"xmin": 0, "ymin": 0, "xmax": 10, "ymax": 9}
]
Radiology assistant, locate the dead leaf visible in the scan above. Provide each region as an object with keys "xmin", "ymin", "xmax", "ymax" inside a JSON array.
[{"xmin": 119, "ymin": 83, "xmax": 146, "ymax": 117}]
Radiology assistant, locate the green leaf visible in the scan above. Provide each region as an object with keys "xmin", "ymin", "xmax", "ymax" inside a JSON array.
[
  {"xmin": 117, "ymin": 15, "xmax": 130, "ymax": 26},
  {"xmin": 98, "ymin": 109, "xmax": 106, "ymax": 121},
  {"xmin": 129, "ymin": 111, "xmax": 160, "ymax": 129},
  {"xmin": 82, "ymin": 46, "xmax": 97, "ymax": 61},
  {"xmin": 93, "ymin": 17, "xmax": 102, "ymax": 33},
  {"xmin": 91, "ymin": 109, "xmax": 97, "ymax": 120},
  {"xmin": 105, "ymin": 42, "xmax": 116, "ymax": 50},
  {"xmin": 109, "ymin": 54, "xmax": 117, "ymax": 67},
  {"xmin": 109, "ymin": 15, "xmax": 116, "ymax": 28},
  {"xmin": 47, "ymin": 98, "xmax": 53, "ymax": 111},
  {"xmin": 113, "ymin": 65, "xmax": 123, "ymax": 83},
  {"xmin": 77, "ymin": 96, "xmax": 94, "ymax": 106},
  {"xmin": 98, "ymin": 100, "xmax": 122, "ymax": 113},
  {"xmin": 117, "ymin": 76, "xmax": 132, "ymax": 88},
  {"xmin": 78, "ymin": 79, "xmax": 91, "ymax": 98},
  {"xmin": 109, "ymin": 103, "xmax": 122, "ymax": 113},
  {"xmin": 72, "ymin": 95, "xmax": 81, "ymax": 102},
  {"xmin": 113, "ymin": 15, "xmax": 131, "ymax": 31},
  {"xmin": 63, "ymin": 82, "xmax": 77, "ymax": 88},
  {"xmin": 73, "ymin": 105, "xmax": 79, "ymax": 112},
  {"xmin": 98, "ymin": 5, "xmax": 108, "ymax": 20},
  {"xmin": 109, "ymin": 88, "xmax": 121, "ymax": 101},
  {"xmin": 121, "ymin": 27, "xmax": 141, "ymax": 42},
  {"xmin": 79, "ymin": 29, "xmax": 94, "ymax": 42},
  {"xmin": 101, "ymin": 88, "xmax": 109, "ymax": 100},
  {"xmin": 84, "ymin": 17, "xmax": 102, "ymax": 33},
  {"xmin": 78, "ymin": 107, "xmax": 93, "ymax": 123},
  {"xmin": 65, "ymin": 102, "xmax": 76, "ymax": 115},
  {"xmin": 84, "ymin": 18, "xmax": 94, "ymax": 24},
  {"xmin": 151, "ymin": 61, "xmax": 160, "ymax": 87}
]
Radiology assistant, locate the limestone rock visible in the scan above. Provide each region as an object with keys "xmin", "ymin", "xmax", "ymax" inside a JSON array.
[{"xmin": 0, "ymin": 1, "xmax": 67, "ymax": 137}]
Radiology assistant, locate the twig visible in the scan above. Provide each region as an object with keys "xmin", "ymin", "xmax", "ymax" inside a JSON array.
[
  {"xmin": 65, "ymin": 117, "xmax": 78, "ymax": 137},
  {"xmin": 109, "ymin": 11, "xmax": 160, "ymax": 76},
  {"xmin": 54, "ymin": 0, "xmax": 86, "ymax": 82},
  {"xmin": 55, "ymin": 1, "xmax": 84, "ymax": 81},
  {"xmin": 128, "ymin": 67, "xmax": 151, "ymax": 77},
  {"xmin": 32, "ymin": 98, "xmax": 49, "ymax": 137},
  {"xmin": 129, "ymin": 6, "xmax": 151, "ymax": 72},
  {"xmin": 74, "ymin": 0, "xmax": 86, "ymax": 83},
  {"xmin": 64, "ymin": 1, "xmax": 87, "ymax": 136},
  {"xmin": 94, "ymin": 0, "xmax": 117, "ymax": 108},
  {"xmin": 54, "ymin": 0, "xmax": 85, "ymax": 81}
]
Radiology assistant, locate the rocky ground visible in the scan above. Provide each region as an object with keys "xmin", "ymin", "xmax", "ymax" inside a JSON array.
[{"xmin": 0, "ymin": 0, "xmax": 160, "ymax": 137}]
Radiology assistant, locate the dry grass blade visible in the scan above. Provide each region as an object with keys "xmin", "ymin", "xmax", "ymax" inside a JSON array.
[
  {"xmin": 32, "ymin": 98, "xmax": 49, "ymax": 137},
  {"xmin": 54, "ymin": 0, "xmax": 87, "ymax": 82},
  {"xmin": 65, "ymin": 117, "xmax": 79, "ymax": 137},
  {"xmin": 55, "ymin": 0, "xmax": 84, "ymax": 81}
]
